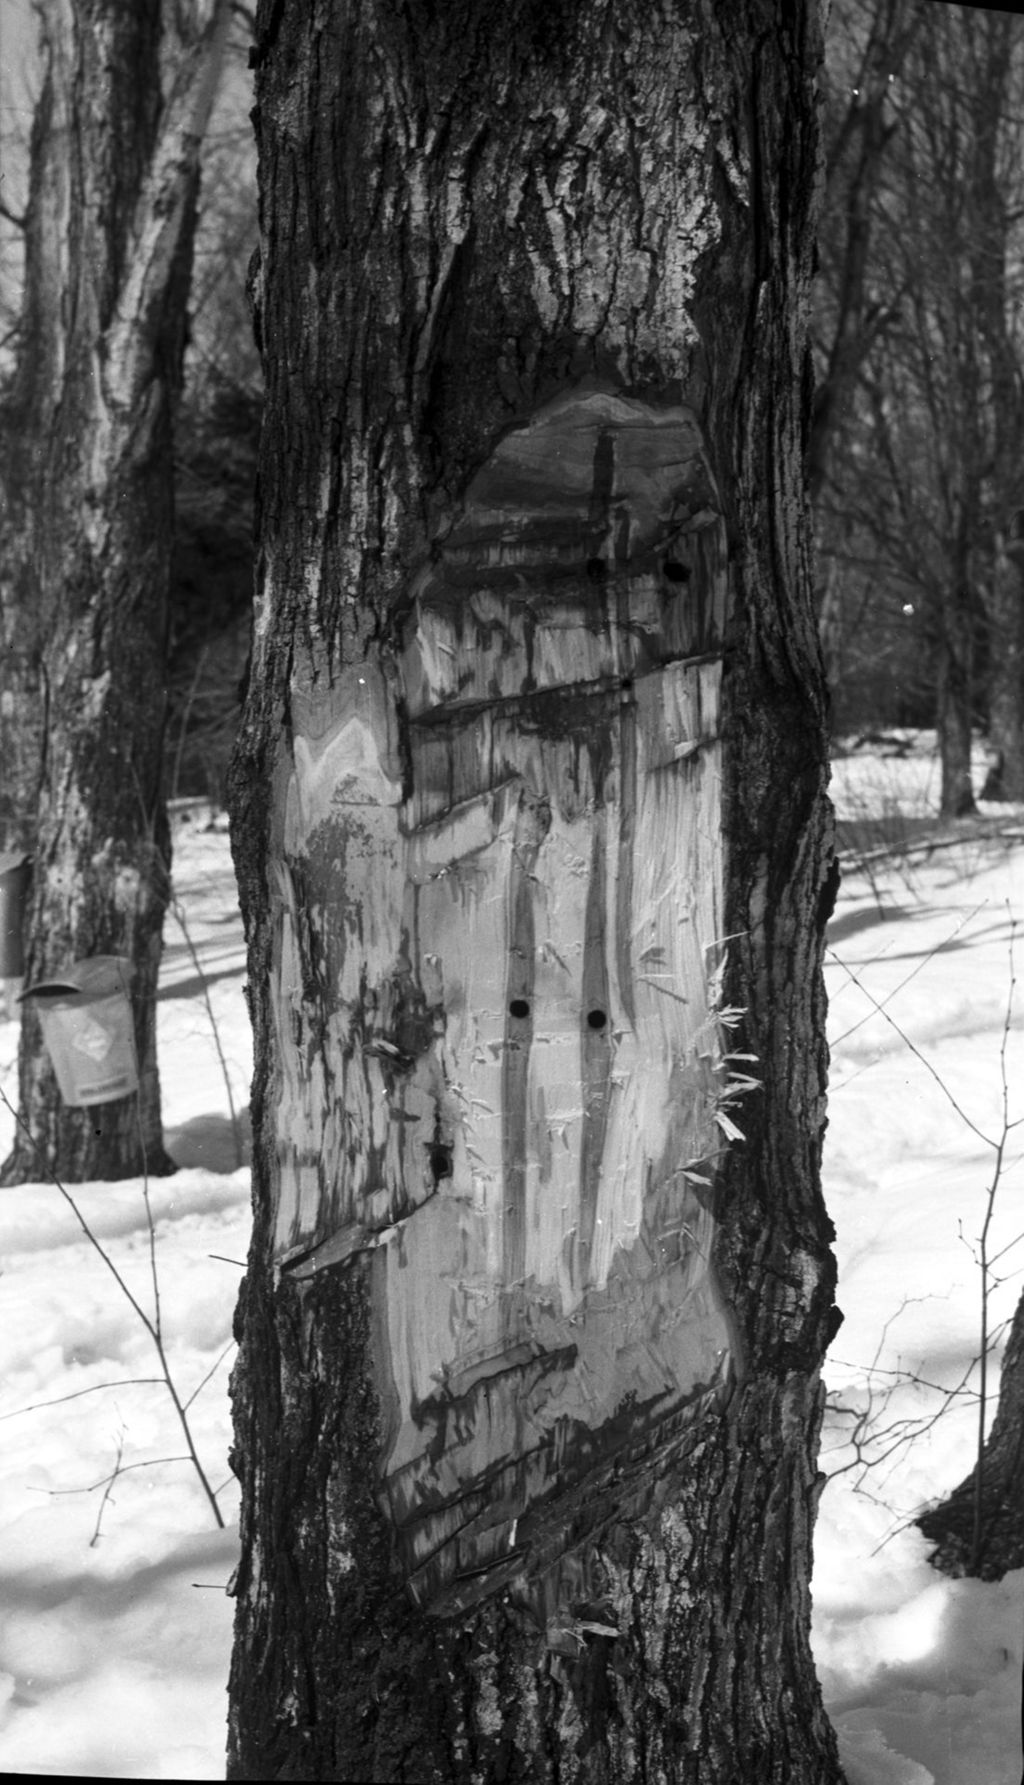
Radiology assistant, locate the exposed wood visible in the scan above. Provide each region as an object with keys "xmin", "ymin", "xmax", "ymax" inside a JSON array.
[{"xmin": 272, "ymin": 390, "xmax": 736, "ymax": 1613}]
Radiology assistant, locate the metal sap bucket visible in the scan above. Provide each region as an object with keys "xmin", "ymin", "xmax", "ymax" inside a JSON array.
[
  {"xmin": 0, "ymin": 851, "xmax": 32, "ymax": 978},
  {"xmin": 19, "ymin": 955, "xmax": 139, "ymax": 1106}
]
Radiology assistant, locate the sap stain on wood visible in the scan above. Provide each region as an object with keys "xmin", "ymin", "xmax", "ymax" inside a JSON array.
[{"xmin": 272, "ymin": 388, "xmax": 735, "ymax": 1618}]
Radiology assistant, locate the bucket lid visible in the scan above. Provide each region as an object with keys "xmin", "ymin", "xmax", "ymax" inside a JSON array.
[
  {"xmin": 19, "ymin": 954, "xmax": 132, "ymax": 1003},
  {"xmin": 0, "ymin": 851, "xmax": 32, "ymax": 877}
]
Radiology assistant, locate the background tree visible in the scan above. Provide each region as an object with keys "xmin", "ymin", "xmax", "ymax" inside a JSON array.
[
  {"xmin": 226, "ymin": 1, "xmax": 842, "ymax": 1779},
  {"xmin": 167, "ymin": 58, "xmax": 260, "ymax": 807},
  {"xmin": 918, "ymin": 1287, "xmax": 1024, "ymax": 1579},
  {"xmin": 813, "ymin": 1, "xmax": 1024, "ymax": 816},
  {"xmin": 807, "ymin": 0, "xmax": 926, "ymax": 504},
  {"xmin": 0, "ymin": 0, "xmax": 231, "ymax": 1182},
  {"xmin": 810, "ymin": 0, "xmax": 927, "ymax": 736}
]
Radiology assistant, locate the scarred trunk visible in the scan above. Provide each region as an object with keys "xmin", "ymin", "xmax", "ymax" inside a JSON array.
[
  {"xmin": 228, "ymin": 2, "xmax": 842, "ymax": 1778},
  {"xmin": 0, "ymin": 0, "xmax": 230, "ymax": 1182}
]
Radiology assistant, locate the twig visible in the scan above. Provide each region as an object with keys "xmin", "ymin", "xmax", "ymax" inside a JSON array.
[
  {"xmin": 167, "ymin": 895, "xmax": 244, "ymax": 1170},
  {"xmin": 184, "ymin": 1340, "xmax": 234, "ymax": 1412},
  {"xmin": 840, "ymin": 822, "xmax": 1024, "ymax": 871},
  {"xmin": 49, "ymin": 1455, "xmax": 194, "ymax": 1494},
  {"xmin": 90, "ymin": 1427, "xmax": 126, "ymax": 1548},
  {"xmin": 972, "ymin": 911, "xmax": 1018, "ymax": 1569},
  {"xmin": 828, "ymin": 902, "xmax": 1024, "ymax": 1570},
  {"xmin": 826, "ymin": 944, "xmax": 998, "ymax": 1149},
  {"xmin": 0, "ymin": 1080, "xmax": 225, "ymax": 1529},
  {"xmin": 829, "ymin": 903, "xmax": 983, "ymax": 1046},
  {"xmin": 136, "ymin": 1093, "xmax": 163, "ymax": 1341},
  {"xmin": 170, "ymin": 645, "xmax": 209, "ymax": 804},
  {"xmin": 0, "ymin": 1379, "xmax": 165, "ymax": 1421}
]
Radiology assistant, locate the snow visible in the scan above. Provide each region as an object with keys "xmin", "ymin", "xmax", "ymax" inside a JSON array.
[
  {"xmin": 0, "ymin": 809, "xmax": 249, "ymax": 1781},
  {"xmin": 0, "ymin": 755, "xmax": 1021, "ymax": 1780},
  {"xmin": 817, "ymin": 734, "xmax": 1024, "ymax": 1784}
]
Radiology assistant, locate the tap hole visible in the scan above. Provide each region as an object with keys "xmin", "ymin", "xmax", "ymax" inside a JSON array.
[
  {"xmin": 427, "ymin": 1141, "xmax": 453, "ymax": 1184},
  {"xmin": 662, "ymin": 559, "xmax": 689, "ymax": 584}
]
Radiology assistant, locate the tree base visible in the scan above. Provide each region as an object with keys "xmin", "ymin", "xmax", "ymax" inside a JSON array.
[
  {"xmin": 0, "ymin": 1102, "xmax": 178, "ymax": 1186},
  {"xmin": 918, "ymin": 1486, "xmax": 1024, "ymax": 1581},
  {"xmin": 980, "ymin": 754, "xmax": 1024, "ymax": 801}
]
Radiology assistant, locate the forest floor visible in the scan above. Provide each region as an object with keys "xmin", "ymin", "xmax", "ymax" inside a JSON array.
[{"xmin": 0, "ymin": 736, "xmax": 1021, "ymax": 1782}]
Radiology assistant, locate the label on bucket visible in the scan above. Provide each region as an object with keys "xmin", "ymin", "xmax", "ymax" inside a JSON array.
[{"xmin": 69, "ymin": 1017, "xmax": 115, "ymax": 1063}]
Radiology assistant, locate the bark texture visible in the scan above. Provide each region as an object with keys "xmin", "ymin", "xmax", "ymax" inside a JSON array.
[
  {"xmin": 0, "ymin": 0, "xmax": 229, "ymax": 1182},
  {"xmin": 228, "ymin": 1, "xmax": 842, "ymax": 1778}
]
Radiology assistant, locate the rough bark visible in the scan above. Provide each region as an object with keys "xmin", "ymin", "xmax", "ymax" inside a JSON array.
[
  {"xmin": 228, "ymin": 1, "xmax": 842, "ymax": 1779},
  {"xmin": 918, "ymin": 1288, "xmax": 1024, "ymax": 1579},
  {"xmin": 0, "ymin": 0, "xmax": 230, "ymax": 1182}
]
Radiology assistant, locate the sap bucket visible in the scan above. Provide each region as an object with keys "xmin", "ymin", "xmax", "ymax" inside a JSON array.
[
  {"xmin": 0, "ymin": 852, "xmax": 32, "ymax": 978},
  {"xmin": 19, "ymin": 955, "xmax": 139, "ymax": 1107}
]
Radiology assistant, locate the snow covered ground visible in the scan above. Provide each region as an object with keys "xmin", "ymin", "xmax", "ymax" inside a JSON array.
[
  {"xmin": 817, "ymin": 737, "xmax": 1024, "ymax": 1784},
  {"xmin": 0, "ymin": 745, "xmax": 1021, "ymax": 1781}
]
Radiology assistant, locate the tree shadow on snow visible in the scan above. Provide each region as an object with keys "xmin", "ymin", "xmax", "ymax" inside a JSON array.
[{"xmin": 165, "ymin": 1107, "xmax": 251, "ymax": 1173}]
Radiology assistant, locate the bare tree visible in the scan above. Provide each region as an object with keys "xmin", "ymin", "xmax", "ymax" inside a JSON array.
[
  {"xmin": 0, "ymin": 0, "xmax": 231, "ymax": 1182},
  {"xmin": 809, "ymin": 0, "xmax": 926, "ymax": 503},
  {"xmin": 814, "ymin": 4, "xmax": 1024, "ymax": 813},
  {"xmin": 168, "ymin": 49, "xmax": 260, "ymax": 805},
  {"xmin": 226, "ymin": 2, "xmax": 842, "ymax": 1779}
]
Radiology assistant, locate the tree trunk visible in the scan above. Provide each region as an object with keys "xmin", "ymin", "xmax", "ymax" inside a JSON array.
[
  {"xmin": 807, "ymin": 0, "xmax": 926, "ymax": 503},
  {"xmin": 980, "ymin": 537, "xmax": 1024, "ymax": 801},
  {"xmin": 228, "ymin": 2, "xmax": 843, "ymax": 1778},
  {"xmin": 0, "ymin": 0, "xmax": 230, "ymax": 1183},
  {"xmin": 937, "ymin": 579, "xmax": 977, "ymax": 819},
  {"xmin": 918, "ymin": 1287, "xmax": 1024, "ymax": 1579}
]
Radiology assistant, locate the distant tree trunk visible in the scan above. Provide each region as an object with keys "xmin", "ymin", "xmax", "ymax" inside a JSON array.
[
  {"xmin": 919, "ymin": 1289, "xmax": 1024, "ymax": 1578},
  {"xmin": 227, "ymin": 2, "xmax": 842, "ymax": 1779},
  {"xmin": 962, "ymin": 10, "xmax": 1024, "ymax": 804},
  {"xmin": 814, "ymin": 5, "xmax": 1024, "ymax": 797},
  {"xmin": 0, "ymin": 0, "xmax": 230, "ymax": 1183},
  {"xmin": 937, "ymin": 564, "xmax": 977, "ymax": 819},
  {"xmin": 808, "ymin": 0, "xmax": 926, "ymax": 502},
  {"xmin": 980, "ymin": 535, "xmax": 1024, "ymax": 801}
]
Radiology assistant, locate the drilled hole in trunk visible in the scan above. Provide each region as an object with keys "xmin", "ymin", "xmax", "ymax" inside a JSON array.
[{"xmin": 427, "ymin": 1141, "xmax": 453, "ymax": 1184}]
